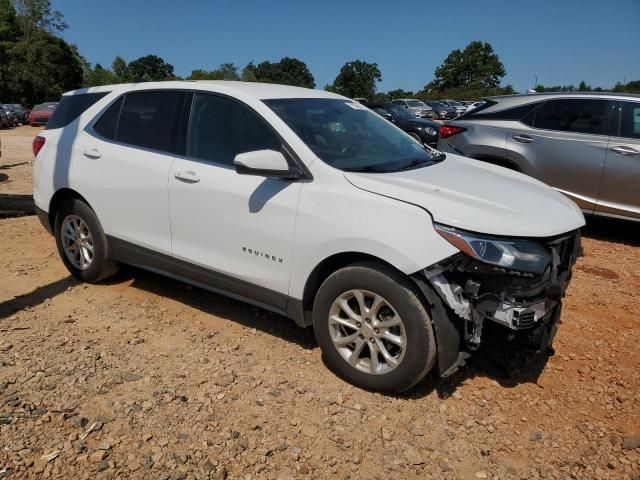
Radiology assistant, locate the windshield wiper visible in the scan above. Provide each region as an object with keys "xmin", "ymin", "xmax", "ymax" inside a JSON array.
[
  {"xmin": 342, "ymin": 165, "xmax": 389, "ymax": 173},
  {"xmin": 394, "ymin": 158, "xmax": 433, "ymax": 171}
]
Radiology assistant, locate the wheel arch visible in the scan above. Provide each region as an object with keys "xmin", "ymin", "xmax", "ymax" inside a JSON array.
[
  {"xmin": 469, "ymin": 154, "xmax": 523, "ymax": 172},
  {"xmin": 47, "ymin": 188, "xmax": 93, "ymax": 231},
  {"xmin": 299, "ymin": 252, "xmax": 402, "ymax": 325}
]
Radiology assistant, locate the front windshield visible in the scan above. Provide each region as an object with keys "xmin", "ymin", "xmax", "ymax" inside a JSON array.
[
  {"xmin": 265, "ymin": 98, "xmax": 444, "ymax": 173},
  {"xmin": 447, "ymin": 101, "xmax": 463, "ymax": 108},
  {"xmin": 405, "ymin": 100, "xmax": 426, "ymax": 107}
]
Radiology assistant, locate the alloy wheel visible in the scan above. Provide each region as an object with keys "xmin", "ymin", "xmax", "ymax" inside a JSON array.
[
  {"xmin": 61, "ymin": 214, "xmax": 94, "ymax": 270},
  {"xmin": 328, "ymin": 289, "xmax": 407, "ymax": 375}
]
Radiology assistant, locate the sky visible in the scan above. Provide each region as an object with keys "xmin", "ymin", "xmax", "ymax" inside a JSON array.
[{"xmin": 52, "ymin": 0, "xmax": 640, "ymax": 93}]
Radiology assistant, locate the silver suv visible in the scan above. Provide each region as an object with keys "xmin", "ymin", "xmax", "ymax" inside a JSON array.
[{"xmin": 438, "ymin": 92, "xmax": 640, "ymax": 222}]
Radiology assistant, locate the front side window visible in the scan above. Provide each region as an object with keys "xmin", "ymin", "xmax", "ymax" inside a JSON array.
[
  {"xmin": 527, "ymin": 99, "xmax": 609, "ymax": 135},
  {"xmin": 116, "ymin": 91, "xmax": 183, "ymax": 152},
  {"xmin": 619, "ymin": 102, "xmax": 640, "ymax": 140},
  {"xmin": 187, "ymin": 93, "xmax": 281, "ymax": 167},
  {"xmin": 265, "ymin": 98, "xmax": 443, "ymax": 172}
]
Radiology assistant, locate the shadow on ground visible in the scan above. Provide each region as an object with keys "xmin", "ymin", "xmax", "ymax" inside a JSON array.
[
  {"xmin": 111, "ymin": 266, "xmax": 549, "ymax": 399},
  {"xmin": 113, "ymin": 266, "xmax": 318, "ymax": 351},
  {"xmin": 582, "ymin": 215, "xmax": 640, "ymax": 247},
  {"xmin": 0, "ymin": 276, "xmax": 77, "ymax": 320}
]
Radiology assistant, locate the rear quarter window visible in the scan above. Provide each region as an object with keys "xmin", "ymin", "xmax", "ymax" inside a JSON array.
[{"xmin": 45, "ymin": 92, "xmax": 108, "ymax": 130}]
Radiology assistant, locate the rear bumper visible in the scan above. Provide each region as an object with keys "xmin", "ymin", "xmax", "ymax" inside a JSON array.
[{"xmin": 35, "ymin": 206, "xmax": 52, "ymax": 234}]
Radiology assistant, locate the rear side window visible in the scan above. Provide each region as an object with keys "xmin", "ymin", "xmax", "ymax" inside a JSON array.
[
  {"xmin": 525, "ymin": 99, "xmax": 608, "ymax": 135},
  {"xmin": 116, "ymin": 91, "xmax": 184, "ymax": 152},
  {"xmin": 187, "ymin": 93, "xmax": 281, "ymax": 167},
  {"xmin": 93, "ymin": 96, "xmax": 123, "ymax": 140},
  {"xmin": 462, "ymin": 101, "xmax": 539, "ymax": 121},
  {"xmin": 46, "ymin": 92, "xmax": 108, "ymax": 130},
  {"xmin": 619, "ymin": 102, "xmax": 640, "ymax": 140}
]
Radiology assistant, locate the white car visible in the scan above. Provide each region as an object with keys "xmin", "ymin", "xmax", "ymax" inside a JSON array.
[{"xmin": 33, "ymin": 81, "xmax": 585, "ymax": 392}]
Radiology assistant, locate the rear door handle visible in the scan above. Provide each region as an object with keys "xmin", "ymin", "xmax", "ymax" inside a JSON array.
[
  {"xmin": 174, "ymin": 170, "xmax": 200, "ymax": 183},
  {"xmin": 512, "ymin": 134, "xmax": 534, "ymax": 144},
  {"xmin": 610, "ymin": 146, "xmax": 639, "ymax": 156},
  {"xmin": 83, "ymin": 148, "xmax": 101, "ymax": 159}
]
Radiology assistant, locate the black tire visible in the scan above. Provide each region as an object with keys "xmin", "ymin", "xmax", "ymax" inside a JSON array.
[
  {"xmin": 54, "ymin": 198, "xmax": 118, "ymax": 283},
  {"xmin": 408, "ymin": 132, "xmax": 423, "ymax": 144},
  {"xmin": 313, "ymin": 261, "xmax": 437, "ymax": 393}
]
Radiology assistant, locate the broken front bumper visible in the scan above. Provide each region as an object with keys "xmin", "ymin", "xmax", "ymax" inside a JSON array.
[{"xmin": 415, "ymin": 231, "xmax": 581, "ymax": 376}]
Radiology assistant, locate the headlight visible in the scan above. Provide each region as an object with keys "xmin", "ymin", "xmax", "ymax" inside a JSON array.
[
  {"xmin": 434, "ymin": 224, "xmax": 551, "ymax": 273},
  {"xmin": 425, "ymin": 127, "xmax": 437, "ymax": 136}
]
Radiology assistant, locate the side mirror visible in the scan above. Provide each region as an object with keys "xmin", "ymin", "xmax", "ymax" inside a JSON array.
[{"xmin": 234, "ymin": 150, "xmax": 299, "ymax": 179}]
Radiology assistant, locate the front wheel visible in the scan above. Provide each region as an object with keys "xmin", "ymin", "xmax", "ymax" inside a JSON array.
[{"xmin": 313, "ymin": 262, "xmax": 436, "ymax": 392}]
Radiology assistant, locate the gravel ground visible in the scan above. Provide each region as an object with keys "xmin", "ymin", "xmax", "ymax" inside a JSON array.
[{"xmin": 0, "ymin": 126, "xmax": 639, "ymax": 479}]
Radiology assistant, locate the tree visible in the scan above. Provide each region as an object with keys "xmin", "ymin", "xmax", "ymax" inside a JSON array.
[
  {"xmin": 186, "ymin": 62, "xmax": 240, "ymax": 81},
  {"xmin": 127, "ymin": 54, "xmax": 174, "ymax": 82},
  {"xmin": 330, "ymin": 60, "xmax": 382, "ymax": 99},
  {"xmin": 2, "ymin": 0, "xmax": 83, "ymax": 105},
  {"xmin": 250, "ymin": 57, "xmax": 315, "ymax": 88},
  {"xmin": 578, "ymin": 81, "xmax": 590, "ymax": 91},
  {"xmin": 111, "ymin": 55, "xmax": 130, "ymax": 83},
  {"xmin": 427, "ymin": 41, "xmax": 505, "ymax": 91},
  {"xmin": 386, "ymin": 89, "xmax": 413, "ymax": 100},
  {"xmin": 240, "ymin": 62, "xmax": 257, "ymax": 82}
]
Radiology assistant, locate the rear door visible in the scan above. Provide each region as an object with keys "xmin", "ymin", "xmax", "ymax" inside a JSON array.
[
  {"xmin": 83, "ymin": 90, "xmax": 186, "ymax": 254},
  {"xmin": 596, "ymin": 100, "xmax": 640, "ymax": 219},
  {"xmin": 506, "ymin": 98, "xmax": 613, "ymax": 212}
]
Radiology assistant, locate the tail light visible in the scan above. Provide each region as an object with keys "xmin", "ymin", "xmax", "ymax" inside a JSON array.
[
  {"xmin": 32, "ymin": 135, "xmax": 46, "ymax": 157},
  {"xmin": 439, "ymin": 125, "xmax": 467, "ymax": 139}
]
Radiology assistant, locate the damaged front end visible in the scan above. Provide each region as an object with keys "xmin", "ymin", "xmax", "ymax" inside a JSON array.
[{"xmin": 414, "ymin": 225, "xmax": 582, "ymax": 377}]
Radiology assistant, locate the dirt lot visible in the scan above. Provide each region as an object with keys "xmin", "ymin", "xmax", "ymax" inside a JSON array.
[{"xmin": 0, "ymin": 125, "xmax": 639, "ymax": 479}]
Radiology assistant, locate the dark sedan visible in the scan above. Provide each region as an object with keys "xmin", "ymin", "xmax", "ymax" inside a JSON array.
[
  {"xmin": 368, "ymin": 103, "xmax": 440, "ymax": 146},
  {"xmin": 425, "ymin": 101, "xmax": 457, "ymax": 120}
]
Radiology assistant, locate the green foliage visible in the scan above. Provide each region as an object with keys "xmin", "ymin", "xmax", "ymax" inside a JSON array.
[
  {"xmin": 128, "ymin": 54, "xmax": 175, "ymax": 82},
  {"xmin": 111, "ymin": 56, "xmax": 130, "ymax": 83},
  {"xmin": 330, "ymin": 60, "xmax": 382, "ymax": 99},
  {"xmin": 186, "ymin": 63, "xmax": 240, "ymax": 81},
  {"xmin": 612, "ymin": 80, "xmax": 640, "ymax": 94},
  {"xmin": 386, "ymin": 89, "xmax": 414, "ymax": 100},
  {"xmin": 245, "ymin": 57, "xmax": 315, "ymax": 88},
  {"xmin": 427, "ymin": 41, "xmax": 505, "ymax": 92},
  {"xmin": 0, "ymin": 0, "xmax": 83, "ymax": 105}
]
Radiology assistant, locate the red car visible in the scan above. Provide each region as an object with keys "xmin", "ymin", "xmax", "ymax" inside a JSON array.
[{"xmin": 29, "ymin": 102, "xmax": 58, "ymax": 126}]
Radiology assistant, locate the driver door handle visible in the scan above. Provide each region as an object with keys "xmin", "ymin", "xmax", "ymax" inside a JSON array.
[
  {"xmin": 610, "ymin": 145, "xmax": 639, "ymax": 156},
  {"xmin": 512, "ymin": 134, "xmax": 534, "ymax": 144},
  {"xmin": 174, "ymin": 170, "xmax": 200, "ymax": 183}
]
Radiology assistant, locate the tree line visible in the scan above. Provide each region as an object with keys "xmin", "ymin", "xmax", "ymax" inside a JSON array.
[{"xmin": 1, "ymin": 0, "xmax": 638, "ymax": 107}]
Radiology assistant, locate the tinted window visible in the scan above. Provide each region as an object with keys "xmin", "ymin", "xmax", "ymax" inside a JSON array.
[
  {"xmin": 464, "ymin": 101, "xmax": 539, "ymax": 121},
  {"xmin": 117, "ymin": 91, "xmax": 183, "ymax": 152},
  {"xmin": 93, "ymin": 96, "xmax": 123, "ymax": 140},
  {"xmin": 528, "ymin": 99, "xmax": 608, "ymax": 135},
  {"xmin": 46, "ymin": 93, "xmax": 107, "ymax": 130},
  {"xmin": 619, "ymin": 102, "xmax": 640, "ymax": 140},
  {"xmin": 187, "ymin": 93, "xmax": 281, "ymax": 166}
]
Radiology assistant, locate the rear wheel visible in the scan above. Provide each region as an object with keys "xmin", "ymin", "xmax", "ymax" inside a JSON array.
[
  {"xmin": 313, "ymin": 261, "xmax": 436, "ymax": 392},
  {"xmin": 54, "ymin": 199, "xmax": 118, "ymax": 283}
]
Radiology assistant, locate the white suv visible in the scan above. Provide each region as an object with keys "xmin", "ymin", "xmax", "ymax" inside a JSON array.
[{"xmin": 33, "ymin": 81, "xmax": 585, "ymax": 392}]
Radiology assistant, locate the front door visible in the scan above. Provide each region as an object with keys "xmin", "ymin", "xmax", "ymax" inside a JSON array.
[
  {"xmin": 506, "ymin": 98, "xmax": 613, "ymax": 212},
  {"xmin": 168, "ymin": 92, "xmax": 302, "ymax": 308},
  {"xmin": 596, "ymin": 100, "xmax": 640, "ymax": 219}
]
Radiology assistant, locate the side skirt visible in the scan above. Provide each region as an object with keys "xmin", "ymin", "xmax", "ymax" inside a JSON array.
[{"xmin": 108, "ymin": 236, "xmax": 307, "ymax": 327}]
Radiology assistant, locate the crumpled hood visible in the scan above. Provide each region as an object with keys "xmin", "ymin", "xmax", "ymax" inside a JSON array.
[{"xmin": 344, "ymin": 153, "xmax": 585, "ymax": 237}]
